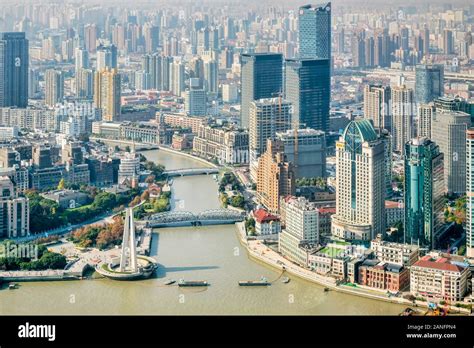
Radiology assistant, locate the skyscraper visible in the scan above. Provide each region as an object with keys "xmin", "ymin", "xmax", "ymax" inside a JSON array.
[
  {"xmin": 170, "ymin": 61, "xmax": 185, "ymax": 97},
  {"xmin": 298, "ymin": 3, "xmax": 331, "ymax": 59},
  {"xmin": 84, "ymin": 24, "xmax": 97, "ymax": 53},
  {"xmin": 45, "ymin": 69, "xmax": 64, "ymax": 107},
  {"xmin": 240, "ymin": 53, "xmax": 283, "ymax": 128},
  {"xmin": 143, "ymin": 24, "xmax": 159, "ymax": 53},
  {"xmin": 417, "ymin": 103, "xmax": 435, "ymax": 138},
  {"xmin": 404, "ymin": 138, "xmax": 445, "ymax": 250},
  {"xmin": 184, "ymin": 78, "xmax": 207, "ymax": 116},
  {"xmin": 0, "ymin": 32, "xmax": 29, "ymax": 108},
  {"xmin": 249, "ymin": 98, "xmax": 292, "ymax": 167},
  {"xmin": 443, "ymin": 29, "xmax": 454, "ymax": 55},
  {"xmin": 364, "ymin": 84, "xmax": 391, "ymax": 132},
  {"xmin": 256, "ymin": 139, "xmax": 295, "ymax": 214},
  {"xmin": 203, "ymin": 59, "xmax": 218, "ymax": 94},
  {"xmin": 331, "ymin": 119, "xmax": 385, "ymax": 241},
  {"xmin": 415, "ymin": 64, "xmax": 444, "ymax": 105},
  {"xmin": 94, "ymin": 68, "xmax": 121, "ymax": 122},
  {"xmin": 96, "ymin": 44, "xmax": 118, "ymax": 72},
  {"xmin": 284, "ymin": 58, "xmax": 330, "ymax": 132},
  {"xmin": 75, "ymin": 47, "xmax": 89, "ymax": 72},
  {"xmin": 465, "ymin": 129, "xmax": 474, "ymax": 258},
  {"xmin": 431, "ymin": 110, "xmax": 471, "ymax": 195},
  {"xmin": 391, "ymin": 85, "xmax": 415, "ymax": 154}
]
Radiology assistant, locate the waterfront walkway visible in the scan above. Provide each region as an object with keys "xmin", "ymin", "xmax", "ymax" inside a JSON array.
[{"xmin": 234, "ymin": 222, "xmax": 471, "ymax": 315}]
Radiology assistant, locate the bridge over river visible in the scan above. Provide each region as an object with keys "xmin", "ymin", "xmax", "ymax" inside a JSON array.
[
  {"xmin": 143, "ymin": 209, "xmax": 245, "ymax": 227},
  {"xmin": 164, "ymin": 167, "xmax": 219, "ymax": 177}
]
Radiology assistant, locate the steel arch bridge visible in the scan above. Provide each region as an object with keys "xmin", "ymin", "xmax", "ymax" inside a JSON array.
[{"xmin": 146, "ymin": 209, "xmax": 245, "ymax": 226}]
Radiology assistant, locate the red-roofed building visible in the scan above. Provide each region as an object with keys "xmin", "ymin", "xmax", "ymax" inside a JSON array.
[
  {"xmin": 410, "ymin": 253, "xmax": 470, "ymax": 302},
  {"xmin": 252, "ymin": 208, "xmax": 281, "ymax": 237}
]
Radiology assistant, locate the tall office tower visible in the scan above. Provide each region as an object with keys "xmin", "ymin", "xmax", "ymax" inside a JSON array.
[
  {"xmin": 391, "ymin": 85, "xmax": 415, "ymax": 154},
  {"xmin": 96, "ymin": 44, "xmax": 118, "ymax": 72},
  {"xmin": 161, "ymin": 56, "xmax": 173, "ymax": 91},
  {"xmin": 365, "ymin": 37, "xmax": 375, "ymax": 67},
  {"xmin": 0, "ymin": 176, "xmax": 29, "ymax": 238},
  {"xmin": 76, "ymin": 68, "xmax": 94, "ymax": 99},
  {"xmin": 189, "ymin": 56, "xmax": 205, "ymax": 86},
  {"xmin": 75, "ymin": 47, "xmax": 89, "ymax": 72},
  {"xmin": 431, "ymin": 110, "xmax": 471, "ymax": 195},
  {"xmin": 196, "ymin": 28, "xmax": 210, "ymax": 54},
  {"xmin": 298, "ymin": 3, "xmax": 331, "ymax": 59},
  {"xmin": 276, "ymin": 128, "xmax": 326, "ymax": 179},
  {"xmin": 374, "ymin": 29, "xmax": 391, "ymax": 67},
  {"xmin": 417, "ymin": 103, "xmax": 435, "ymax": 138},
  {"xmin": 331, "ymin": 119, "xmax": 385, "ymax": 241},
  {"xmin": 240, "ymin": 53, "xmax": 283, "ymax": 128},
  {"xmin": 363, "ymin": 84, "xmax": 391, "ymax": 132},
  {"xmin": 351, "ymin": 32, "xmax": 366, "ymax": 67},
  {"xmin": 404, "ymin": 138, "xmax": 445, "ymax": 250},
  {"xmin": 443, "ymin": 29, "xmax": 454, "ymax": 55},
  {"xmin": 414, "ymin": 35, "xmax": 424, "ymax": 58},
  {"xmin": 184, "ymin": 78, "xmax": 207, "ymax": 116},
  {"xmin": 249, "ymin": 98, "xmax": 292, "ymax": 166},
  {"xmin": 84, "ymin": 24, "xmax": 97, "ymax": 53},
  {"xmin": 143, "ymin": 24, "xmax": 159, "ymax": 53},
  {"xmin": 400, "ymin": 27, "xmax": 409, "ymax": 51},
  {"xmin": 336, "ymin": 28, "xmax": 345, "ymax": 54},
  {"xmin": 94, "ymin": 68, "xmax": 121, "ymax": 122},
  {"xmin": 422, "ymin": 27, "xmax": 430, "ymax": 58},
  {"xmin": 203, "ymin": 59, "xmax": 218, "ymax": 94},
  {"xmin": 256, "ymin": 139, "xmax": 295, "ymax": 214},
  {"xmin": 0, "ymin": 32, "xmax": 29, "ymax": 108},
  {"xmin": 45, "ymin": 69, "xmax": 64, "ymax": 107},
  {"xmin": 170, "ymin": 61, "xmax": 185, "ymax": 97},
  {"xmin": 466, "ymin": 129, "xmax": 474, "ymax": 258},
  {"xmin": 415, "ymin": 64, "xmax": 444, "ymax": 105},
  {"xmin": 28, "ymin": 68, "xmax": 39, "ymax": 98},
  {"xmin": 285, "ymin": 58, "xmax": 330, "ymax": 132}
]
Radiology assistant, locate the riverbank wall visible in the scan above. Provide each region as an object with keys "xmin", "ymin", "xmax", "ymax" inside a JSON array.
[{"xmin": 234, "ymin": 222, "xmax": 471, "ymax": 315}]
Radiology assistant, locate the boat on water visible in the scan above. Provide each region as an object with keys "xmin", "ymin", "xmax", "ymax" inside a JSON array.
[
  {"xmin": 178, "ymin": 279, "xmax": 209, "ymax": 287},
  {"xmin": 163, "ymin": 279, "xmax": 176, "ymax": 285},
  {"xmin": 8, "ymin": 283, "xmax": 19, "ymax": 290},
  {"xmin": 281, "ymin": 277, "xmax": 290, "ymax": 284},
  {"xmin": 238, "ymin": 276, "xmax": 270, "ymax": 286},
  {"xmin": 324, "ymin": 287, "xmax": 330, "ymax": 292}
]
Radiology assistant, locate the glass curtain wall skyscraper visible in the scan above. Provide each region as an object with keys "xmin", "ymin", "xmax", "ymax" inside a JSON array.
[
  {"xmin": 240, "ymin": 53, "xmax": 283, "ymax": 128},
  {"xmin": 298, "ymin": 3, "xmax": 331, "ymax": 60},
  {"xmin": 0, "ymin": 32, "xmax": 29, "ymax": 108},
  {"xmin": 404, "ymin": 138, "xmax": 445, "ymax": 250},
  {"xmin": 285, "ymin": 58, "xmax": 330, "ymax": 132},
  {"xmin": 415, "ymin": 64, "xmax": 444, "ymax": 105}
]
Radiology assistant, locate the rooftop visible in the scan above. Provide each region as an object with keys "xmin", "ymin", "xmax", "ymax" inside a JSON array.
[{"xmin": 413, "ymin": 255, "xmax": 467, "ymax": 273}]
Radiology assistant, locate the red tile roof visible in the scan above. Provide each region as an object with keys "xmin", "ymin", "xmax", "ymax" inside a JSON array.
[
  {"xmin": 413, "ymin": 256, "xmax": 466, "ymax": 273},
  {"xmin": 253, "ymin": 209, "xmax": 280, "ymax": 224}
]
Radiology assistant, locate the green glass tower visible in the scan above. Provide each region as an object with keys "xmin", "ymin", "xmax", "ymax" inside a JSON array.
[{"xmin": 404, "ymin": 138, "xmax": 445, "ymax": 250}]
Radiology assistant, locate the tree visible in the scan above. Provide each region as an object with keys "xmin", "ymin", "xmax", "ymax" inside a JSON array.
[
  {"xmin": 231, "ymin": 195, "xmax": 245, "ymax": 208},
  {"xmin": 130, "ymin": 195, "xmax": 141, "ymax": 207},
  {"xmin": 57, "ymin": 178, "xmax": 65, "ymax": 190}
]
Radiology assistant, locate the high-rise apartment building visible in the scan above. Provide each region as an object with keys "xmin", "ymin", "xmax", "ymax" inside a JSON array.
[
  {"xmin": 364, "ymin": 84, "xmax": 391, "ymax": 132},
  {"xmin": 466, "ymin": 128, "xmax": 474, "ymax": 258},
  {"xmin": 96, "ymin": 44, "xmax": 118, "ymax": 72},
  {"xmin": 184, "ymin": 78, "xmax": 207, "ymax": 116},
  {"xmin": 404, "ymin": 138, "xmax": 445, "ymax": 250},
  {"xmin": 331, "ymin": 119, "xmax": 385, "ymax": 241},
  {"xmin": 391, "ymin": 85, "xmax": 415, "ymax": 154},
  {"xmin": 94, "ymin": 68, "xmax": 121, "ymax": 122},
  {"xmin": 417, "ymin": 103, "xmax": 435, "ymax": 138},
  {"xmin": 240, "ymin": 53, "xmax": 283, "ymax": 128},
  {"xmin": 249, "ymin": 98, "xmax": 292, "ymax": 168},
  {"xmin": 0, "ymin": 32, "xmax": 29, "ymax": 108},
  {"xmin": 45, "ymin": 69, "xmax": 64, "ymax": 107},
  {"xmin": 284, "ymin": 58, "xmax": 330, "ymax": 132},
  {"xmin": 170, "ymin": 61, "xmax": 185, "ymax": 97}
]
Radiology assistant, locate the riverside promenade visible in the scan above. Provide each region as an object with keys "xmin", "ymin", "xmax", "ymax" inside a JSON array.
[{"xmin": 234, "ymin": 222, "xmax": 471, "ymax": 315}]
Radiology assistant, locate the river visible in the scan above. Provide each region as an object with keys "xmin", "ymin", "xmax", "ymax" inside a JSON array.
[{"xmin": 0, "ymin": 149, "xmax": 406, "ymax": 315}]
